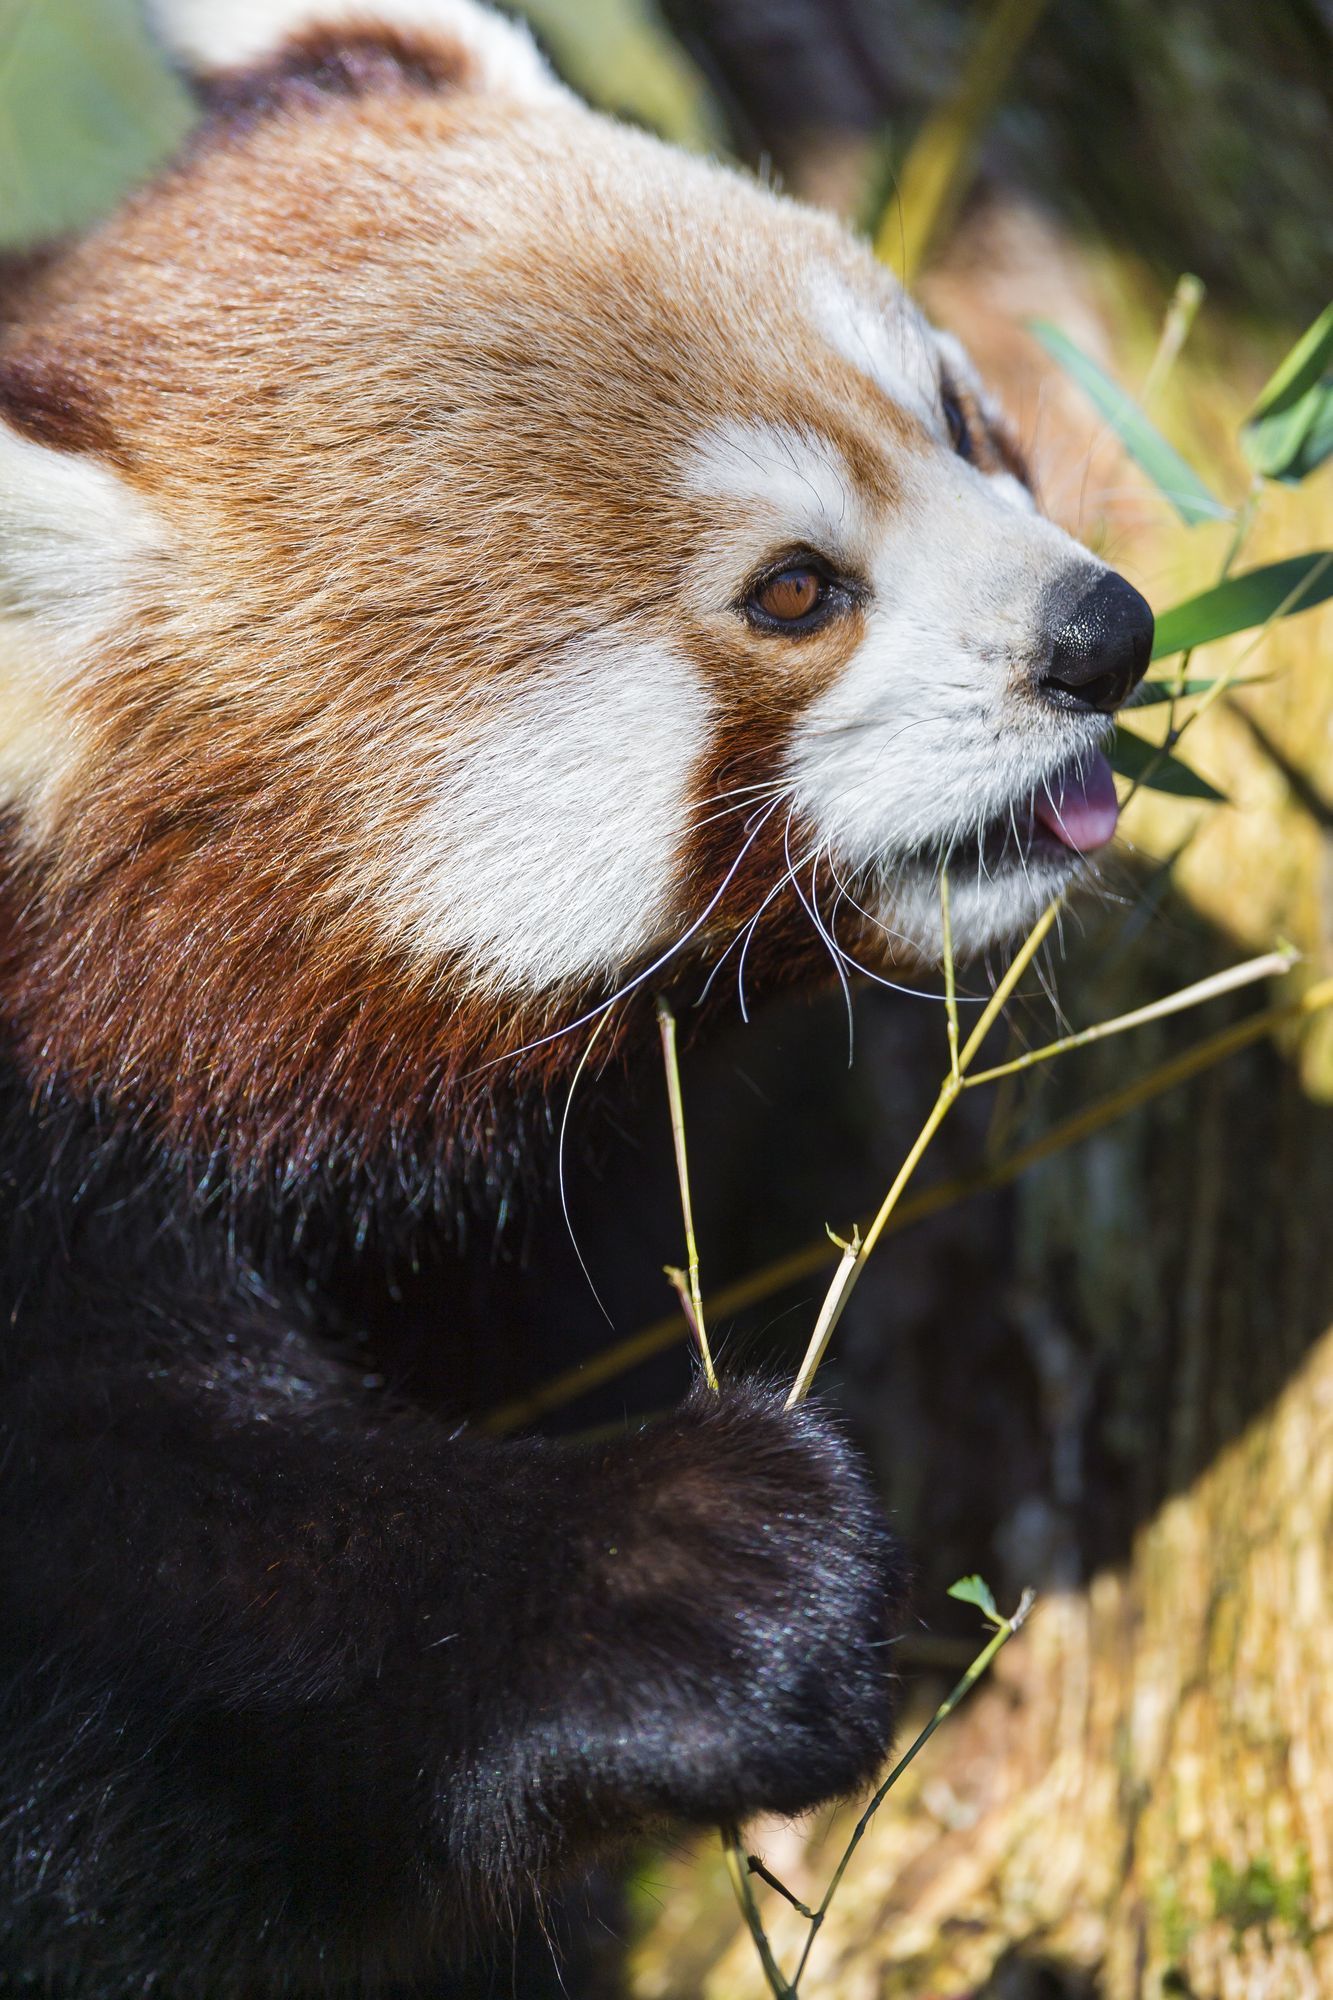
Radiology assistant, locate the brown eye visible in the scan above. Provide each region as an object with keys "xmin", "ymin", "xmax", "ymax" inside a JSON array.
[{"xmin": 753, "ymin": 566, "xmax": 825, "ymax": 624}]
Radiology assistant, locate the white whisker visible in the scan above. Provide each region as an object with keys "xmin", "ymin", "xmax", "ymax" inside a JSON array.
[{"xmin": 464, "ymin": 793, "xmax": 788, "ymax": 1077}]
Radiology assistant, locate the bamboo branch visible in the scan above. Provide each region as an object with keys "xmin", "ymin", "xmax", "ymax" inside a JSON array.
[
  {"xmin": 787, "ymin": 897, "xmax": 1064, "ymax": 1403},
  {"xmin": 960, "ymin": 948, "xmax": 1296, "ymax": 1090},
  {"xmin": 747, "ymin": 1856, "xmax": 816, "ymax": 1922},
  {"xmin": 481, "ymin": 974, "xmax": 1333, "ymax": 1435},
  {"xmin": 940, "ymin": 867, "xmax": 961, "ymax": 1082},
  {"xmin": 791, "ymin": 1589, "xmax": 1036, "ymax": 1990},
  {"xmin": 722, "ymin": 1823, "xmax": 793, "ymax": 1997},
  {"xmin": 784, "ymin": 1227, "xmax": 860, "ymax": 1410},
  {"xmin": 656, "ymin": 996, "xmax": 717, "ymax": 1390}
]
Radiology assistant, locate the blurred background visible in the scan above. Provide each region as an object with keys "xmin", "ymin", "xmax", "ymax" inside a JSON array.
[{"xmin": 3, "ymin": 2, "xmax": 1332, "ymax": 1995}]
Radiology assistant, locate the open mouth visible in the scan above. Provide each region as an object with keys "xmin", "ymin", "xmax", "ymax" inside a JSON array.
[
  {"xmin": 943, "ymin": 746, "xmax": 1121, "ymax": 877},
  {"xmin": 1029, "ymin": 747, "xmax": 1120, "ymax": 854}
]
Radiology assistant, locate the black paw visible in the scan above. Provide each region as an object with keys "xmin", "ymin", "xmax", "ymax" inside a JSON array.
[{"xmin": 560, "ymin": 1380, "xmax": 909, "ymax": 1829}]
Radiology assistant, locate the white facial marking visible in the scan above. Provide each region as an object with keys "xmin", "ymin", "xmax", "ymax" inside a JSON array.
[
  {"xmin": 144, "ymin": 0, "xmax": 568, "ymax": 102},
  {"xmin": 785, "ymin": 446, "xmax": 1108, "ymax": 954},
  {"xmin": 0, "ymin": 423, "xmax": 164, "ymax": 658},
  {"xmin": 988, "ymin": 471, "xmax": 1038, "ymax": 514},
  {"xmin": 682, "ymin": 419, "xmax": 866, "ymax": 554},
  {"xmin": 810, "ymin": 271, "xmax": 940, "ymax": 429},
  {"xmin": 0, "ymin": 424, "xmax": 163, "ymax": 812},
  {"xmin": 385, "ymin": 633, "xmax": 711, "ymax": 993}
]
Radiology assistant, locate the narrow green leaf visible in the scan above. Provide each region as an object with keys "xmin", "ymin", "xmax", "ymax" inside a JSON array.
[
  {"xmin": 1243, "ymin": 383, "xmax": 1333, "ymax": 483},
  {"xmin": 1296, "ymin": 389, "xmax": 1333, "ymax": 481},
  {"xmin": 1151, "ymin": 553, "xmax": 1333, "ymax": 660},
  {"xmin": 1130, "ymin": 677, "xmax": 1263, "ymax": 707},
  {"xmin": 1029, "ymin": 319, "xmax": 1231, "ymax": 526},
  {"xmin": 1242, "ymin": 306, "xmax": 1333, "ymax": 482},
  {"xmin": 947, "ymin": 1574, "xmax": 999, "ymax": 1621},
  {"xmin": 1112, "ymin": 728, "xmax": 1226, "ymax": 802},
  {"xmin": 1246, "ymin": 302, "xmax": 1333, "ymax": 421}
]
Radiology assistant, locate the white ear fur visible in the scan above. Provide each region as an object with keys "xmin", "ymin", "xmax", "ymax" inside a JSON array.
[
  {"xmin": 0, "ymin": 420, "xmax": 164, "ymax": 665},
  {"xmin": 142, "ymin": 0, "xmax": 566, "ymax": 103}
]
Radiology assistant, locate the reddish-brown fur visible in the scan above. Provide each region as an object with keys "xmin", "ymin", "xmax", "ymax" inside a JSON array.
[{"xmin": 0, "ymin": 28, "xmax": 943, "ymax": 1194}]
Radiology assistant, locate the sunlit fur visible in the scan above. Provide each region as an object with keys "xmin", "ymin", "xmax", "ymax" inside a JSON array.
[
  {"xmin": 0, "ymin": 0, "xmax": 1116, "ymax": 1189},
  {"xmin": 0, "ymin": 8, "xmax": 1144, "ymax": 1992}
]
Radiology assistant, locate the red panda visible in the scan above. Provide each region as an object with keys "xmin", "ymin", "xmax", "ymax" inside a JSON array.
[{"xmin": 0, "ymin": 2, "xmax": 1152, "ymax": 1993}]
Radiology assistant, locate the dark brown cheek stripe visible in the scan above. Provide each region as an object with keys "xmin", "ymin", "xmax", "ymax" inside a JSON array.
[
  {"xmin": 197, "ymin": 28, "xmax": 474, "ymax": 131},
  {"xmin": 0, "ymin": 352, "xmax": 132, "ymax": 468},
  {"xmin": 678, "ymin": 706, "xmax": 834, "ymax": 984}
]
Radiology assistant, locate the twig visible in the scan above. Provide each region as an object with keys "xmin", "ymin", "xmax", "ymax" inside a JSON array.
[
  {"xmin": 1140, "ymin": 272, "xmax": 1205, "ymax": 408},
  {"xmin": 747, "ymin": 1855, "xmax": 816, "ymax": 1921},
  {"xmin": 960, "ymin": 947, "xmax": 1296, "ymax": 1089},
  {"xmin": 787, "ymin": 898, "xmax": 1063, "ymax": 1403},
  {"xmin": 790, "ymin": 1590, "xmax": 1036, "ymax": 1990},
  {"xmin": 481, "ymin": 974, "xmax": 1333, "ymax": 1434},
  {"xmin": 722, "ymin": 1823, "xmax": 794, "ymax": 1997},
  {"xmin": 940, "ymin": 867, "xmax": 961, "ymax": 1081},
  {"xmin": 656, "ymin": 996, "xmax": 717, "ymax": 1390},
  {"xmin": 784, "ymin": 1227, "xmax": 860, "ymax": 1410}
]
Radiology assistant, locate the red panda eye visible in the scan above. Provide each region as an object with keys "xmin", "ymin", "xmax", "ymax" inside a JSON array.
[
  {"xmin": 942, "ymin": 384, "xmax": 974, "ymax": 461},
  {"xmin": 752, "ymin": 567, "xmax": 826, "ymax": 625}
]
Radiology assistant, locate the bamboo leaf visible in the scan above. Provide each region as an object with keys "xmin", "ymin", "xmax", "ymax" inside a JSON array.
[
  {"xmin": 1242, "ymin": 305, "xmax": 1333, "ymax": 482},
  {"xmin": 1029, "ymin": 320, "xmax": 1230, "ymax": 526},
  {"xmin": 1244, "ymin": 384, "xmax": 1333, "ymax": 483},
  {"xmin": 1112, "ymin": 728, "xmax": 1226, "ymax": 802},
  {"xmin": 1246, "ymin": 302, "xmax": 1333, "ymax": 421},
  {"xmin": 1151, "ymin": 553, "xmax": 1333, "ymax": 660},
  {"xmin": 1130, "ymin": 676, "xmax": 1265, "ymax": 707},
  {"xmin": 947, "ymin": 1574, "xmax": 999, "ymax": 1621}
]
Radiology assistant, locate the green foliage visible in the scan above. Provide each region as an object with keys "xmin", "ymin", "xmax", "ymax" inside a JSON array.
[
  {"xmin": 0, "ymin": 0, "xmax": 718, "ymax": 253},
  {"xmin": 1037, "ymin": 309, "xmax": 1333, "ymax": 804},
  {"xmin": 946, "ymin": 1573, "xmax": 1000, "ymax": 1621},
  {"xmin": 1130, "ymin": 677, "xmax": 1263, "ymax": 706},
  {"xmin": 1028, "ymin": 319, "xmax": 1231, "ymax": 526},
  {"xmin": 1242, "ymin": 303, "xmax": 1333, "ymax": 484},
  {"xmin": 1209, "ymin": 1852, "xmax": 1313, "ymax": 1945},
  {"xmin": 1110, "ymin": 730, "xmax": 1225, "ymax": 802},
  {"xmin": 0, "ymin": 0, "xmax": 192, "ymax": 244},
  {"xmin": 1151, "ymin": 555, "xmax": 1333, "ymax": 661}
]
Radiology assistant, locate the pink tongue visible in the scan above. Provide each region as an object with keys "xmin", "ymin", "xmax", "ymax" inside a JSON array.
[{"xmin": 1033, "ymin": 750, "xmax": 1120, "ymax": 852}]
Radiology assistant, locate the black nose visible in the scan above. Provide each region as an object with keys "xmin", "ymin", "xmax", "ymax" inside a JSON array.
[{"xmin": 1038, "ymin": 570, "xmax": 1154, "ymax": 715}]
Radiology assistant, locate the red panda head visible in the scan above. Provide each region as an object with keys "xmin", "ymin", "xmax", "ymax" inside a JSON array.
[{"xmin": 0, "ymin": 0, "xmax": 1152, "ymax": 1193}]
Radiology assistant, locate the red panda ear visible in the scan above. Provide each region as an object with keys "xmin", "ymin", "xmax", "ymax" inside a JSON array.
[{"xmin": 141, "ymin": 0, "xmax": 568, "ymax": 106}]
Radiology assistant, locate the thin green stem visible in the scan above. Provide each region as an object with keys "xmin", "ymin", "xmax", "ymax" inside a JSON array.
[
  {"xmin": 722, "ymin": 1824, "xmax": 793, "ymax": 1997},
  {"xmin": 1140, "ymin": 273, "xmax": 1206, "ymax": 409},
  {"xmin": 788, "ymin": 896, "xmax": 1063, "ymax": 1405},
  {"xmin": 784, "ymin": 1227, "xmax": 860, "ymax": 1409},
  {"xmin": 960, "ymin": 948, "xmax": 1296, "ymax": 1091},
  {"xmin": 655, "ymin": 996, "xmax": 716, "ymax": 1390},
  {"xmin": 940, "ymin": 868, "xmax": 961, "ymax": 1081},
  {"xmin": 791, "ymin": 1591, "xmax": 1035, "ymax": 1990},
  {"xmin": 483, "ymin": 977, "xmax": 1333, "ymax": 1438},
  {"xmin": 956, "ymin": 897, "xmax": 1064, "ymax": 1071}
]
